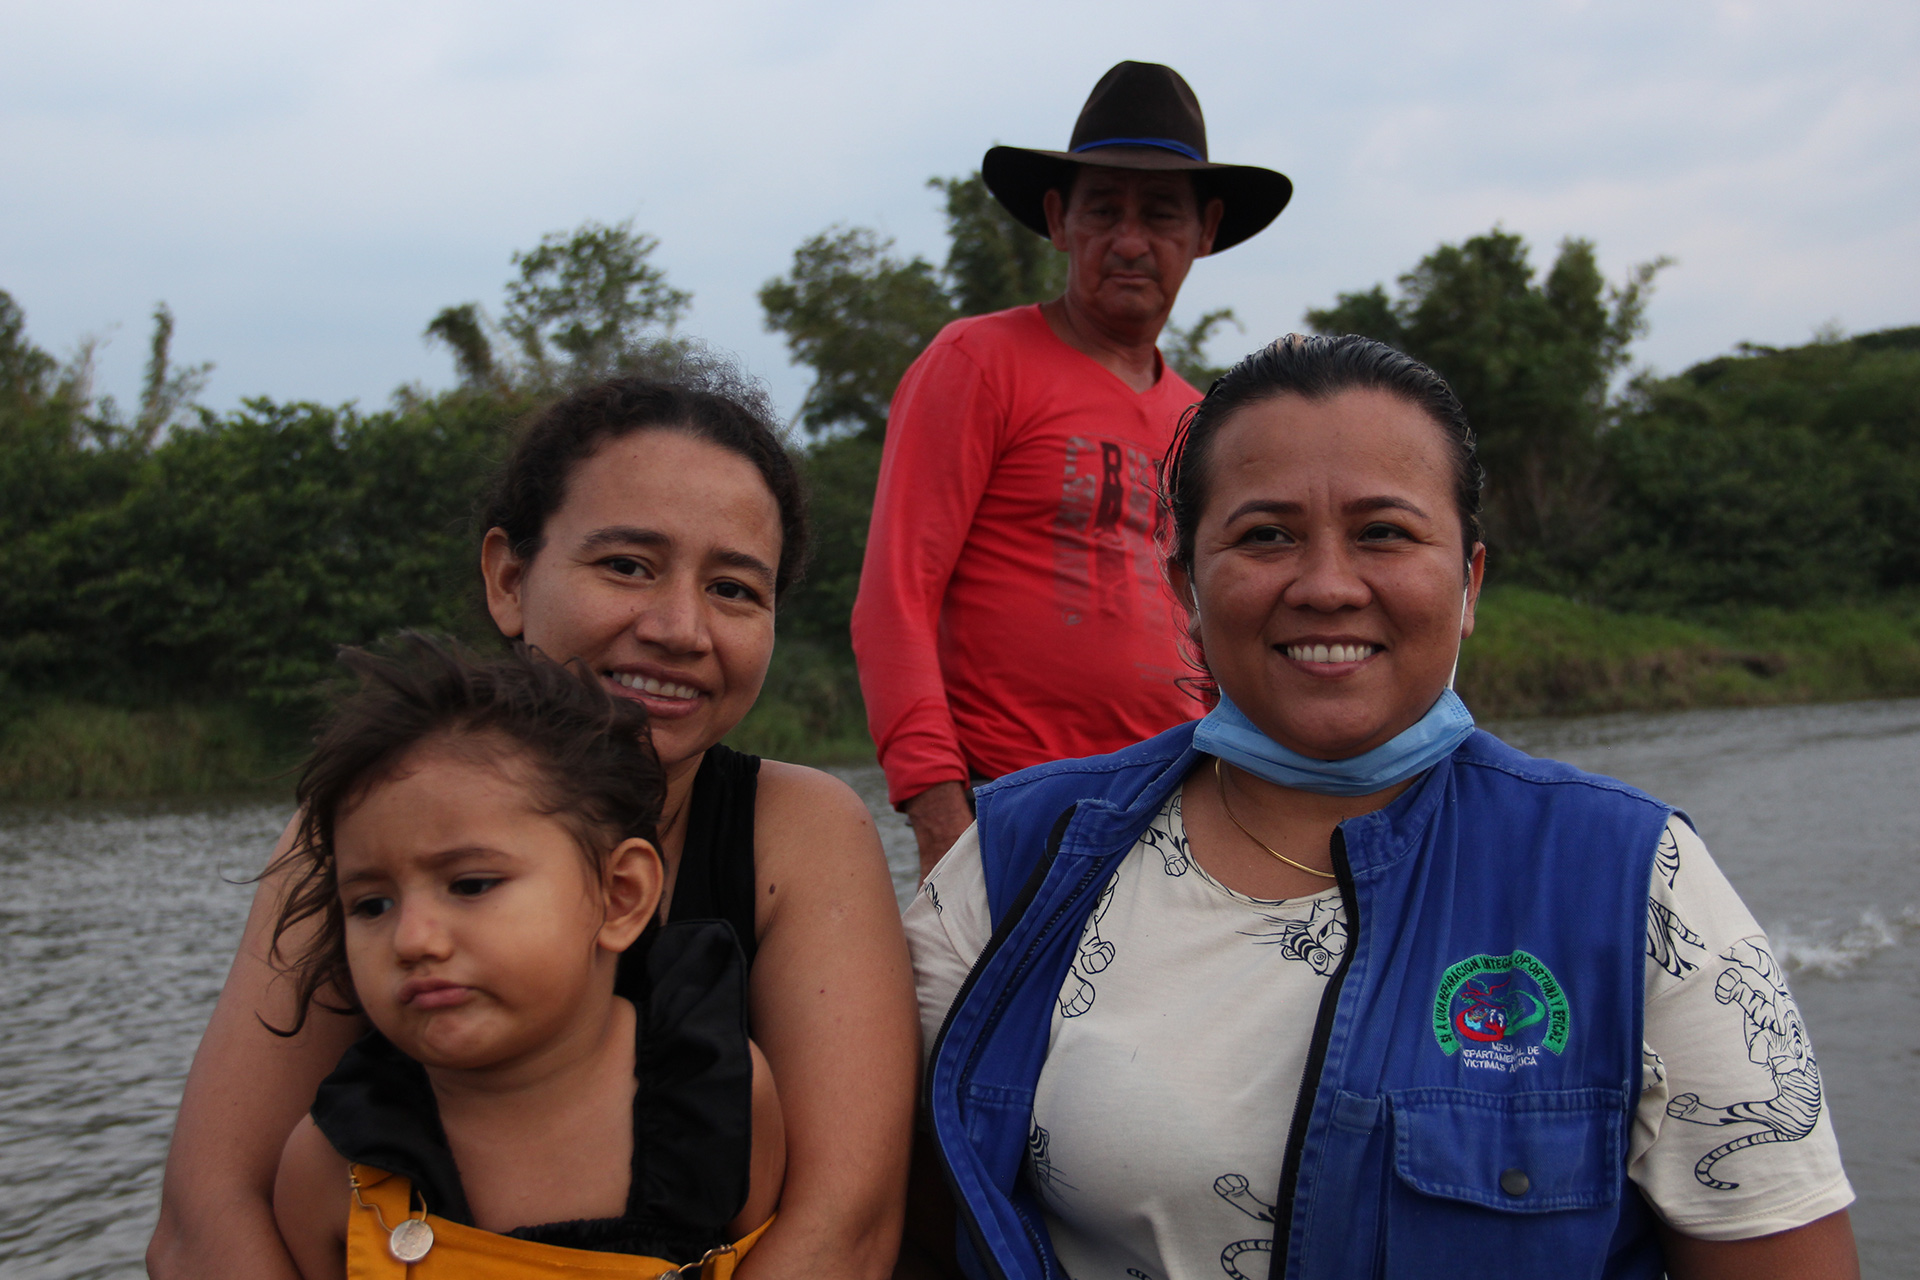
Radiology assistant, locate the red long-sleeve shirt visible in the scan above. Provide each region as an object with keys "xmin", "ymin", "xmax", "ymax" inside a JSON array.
[{"xmin": 851, "ymin": 305, "xmax": 1204, "ymax": 807}]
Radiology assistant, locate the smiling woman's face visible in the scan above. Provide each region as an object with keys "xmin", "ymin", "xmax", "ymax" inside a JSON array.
[
  {"xmin": 481, "ymin": 427, "xmax": 782, "ymax": 774},
  {"xmin": 1176, "ymin": 388, "xmax": 1485, "ymax": 761}
]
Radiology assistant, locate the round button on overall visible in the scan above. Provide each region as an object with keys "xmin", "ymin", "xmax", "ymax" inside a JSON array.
[
  {"xmin": 1499, "ymin": 1167, "xmax": 1532, "ymax": 1197},
  {"xmin": 389, "ymin": 1218, "xmax": 435, "ymax": 1262}
]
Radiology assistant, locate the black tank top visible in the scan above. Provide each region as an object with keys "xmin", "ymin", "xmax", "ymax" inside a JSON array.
[{"xmin": 632, "ymin": 744, "xmax": 761, "ymax": 980}]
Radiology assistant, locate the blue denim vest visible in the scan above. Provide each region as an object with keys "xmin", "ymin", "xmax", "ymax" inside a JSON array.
[{"xmin": 925, "ymin": 721, "xmax": 1673, "ymax": 1280}]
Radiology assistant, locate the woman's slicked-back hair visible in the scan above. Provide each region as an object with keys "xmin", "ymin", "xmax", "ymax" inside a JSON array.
[
  {"xmin": 265, "ymin": 632, "xmax": 666, "ymax": 1036},
  {"xmin": 481, "ymin": 359, "xmax": 811, "ymax": 601},
  {"xmin": 1161, "ymin": 333, "xmax": 1484, "ymax": 574}
]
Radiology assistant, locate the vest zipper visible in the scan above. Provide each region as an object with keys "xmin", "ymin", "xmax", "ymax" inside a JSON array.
[
  {"xmin": 1266, "ymin": 827, "xmax": 1358, "ymax": 1280},
  {"xmin": 928, "ymin": 803, "xmax": 1081, "ymax": 1280}
]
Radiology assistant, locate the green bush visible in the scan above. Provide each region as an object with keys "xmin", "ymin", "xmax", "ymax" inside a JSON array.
[
  {"xmin": 0, "ymin": 391, "xmax": 522, "ymax": 713},
  {"xmin": 1595, "ymin": 330, "xmax": 1920, "ymax": 609}
]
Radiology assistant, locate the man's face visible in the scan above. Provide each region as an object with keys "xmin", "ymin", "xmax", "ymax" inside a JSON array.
[{"xmin": 1044, "ymin": 166, "xmax": 1223, "ymax": 332}]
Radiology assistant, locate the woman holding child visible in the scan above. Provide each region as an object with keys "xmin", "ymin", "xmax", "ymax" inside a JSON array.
[
  {"xmin": 907, "ymin": 335, "xmax": 1857, "ymax": 1279},
  {"xmin": 150, "ymin": 373, "xmax": 917, "ymax": 1279}
]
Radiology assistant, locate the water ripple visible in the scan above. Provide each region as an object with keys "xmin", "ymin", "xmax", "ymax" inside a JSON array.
[{"xmin": 0, "ymin": 800, "xmax": 282, "ymax": 1279}]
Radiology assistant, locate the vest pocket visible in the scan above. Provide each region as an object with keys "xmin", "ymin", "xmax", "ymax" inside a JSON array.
[{"xmin": 1382, "ymin": 1087, "xmax": 1626, "ymax": 1276}]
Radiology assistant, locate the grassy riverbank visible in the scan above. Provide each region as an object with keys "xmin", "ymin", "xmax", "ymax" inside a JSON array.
[
  {"xmin": 1458, "ymin": 587, "xmax": 1920, "ymax": 717},
  {"xmin": 6, "ymin": 590, "xmax": 1919, "ymax": 801},
  {"xmin": 0, "ymin": 701, "xmax": 300, "ymax": 802}
]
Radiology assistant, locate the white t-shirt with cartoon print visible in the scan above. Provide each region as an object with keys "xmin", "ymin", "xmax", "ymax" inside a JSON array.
[{"xmin": 906, "ymin": 797, "xmax": 1852, "ymax": 1280}]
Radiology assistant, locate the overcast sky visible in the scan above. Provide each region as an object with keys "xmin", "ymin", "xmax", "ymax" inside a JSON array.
[{"xmin": 3, "ymin": 0, "xmax": 1915, "ymax": 422}]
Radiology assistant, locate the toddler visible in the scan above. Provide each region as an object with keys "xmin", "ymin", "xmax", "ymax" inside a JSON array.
[{"xmin": 268, "ymin": 636, "xmax": 782, "ymax": 1277}]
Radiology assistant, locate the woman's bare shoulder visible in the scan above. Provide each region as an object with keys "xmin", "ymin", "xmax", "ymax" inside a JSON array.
[
  {"xmin": 754, "ymin": 760, "xmax": 883, "ymax": 854},
  {"xmin": 749, "ymin": 759, "xmax": 894, "ymax": 930}
]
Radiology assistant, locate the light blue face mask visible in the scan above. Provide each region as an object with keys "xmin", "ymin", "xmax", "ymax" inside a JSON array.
[{"xmin": 1192, "ymin": 687, "xmax": 1475, "ymax": 797}]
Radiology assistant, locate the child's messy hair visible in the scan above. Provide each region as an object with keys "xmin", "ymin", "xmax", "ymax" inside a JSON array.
[{"xmin": 265, "ymin": 632, "xmax": 665, "ymax": 1036}]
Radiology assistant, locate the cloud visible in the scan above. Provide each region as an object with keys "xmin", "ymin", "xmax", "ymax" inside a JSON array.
[{"xmin": 0, "ymin": 0, "xmax": 1913, "ymax": 414}]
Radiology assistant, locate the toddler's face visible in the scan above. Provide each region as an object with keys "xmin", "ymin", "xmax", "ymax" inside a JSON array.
[{"xmin": 333, "ymin": 741, "xmax": 630, "ymax": 1072}]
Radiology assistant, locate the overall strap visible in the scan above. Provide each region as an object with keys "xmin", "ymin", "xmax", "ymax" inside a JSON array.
[
  {"xmin": 345, "ymin": 1165, "xmax": 416, "ymax": 1279},
  {"xmin": 344, "ymin": 1167, "xmax": 775, "ymax": 1277}
]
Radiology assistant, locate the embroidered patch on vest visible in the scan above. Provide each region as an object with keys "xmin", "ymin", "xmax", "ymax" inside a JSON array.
[{"xmin": 1432, "ymin": 950, "xmax": 1570, "ymax": 1068}]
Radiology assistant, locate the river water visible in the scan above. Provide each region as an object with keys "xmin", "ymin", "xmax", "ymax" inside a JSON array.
[{"xmin": 0, "ymin": 699, "xmax": 1913, "ymax": 1277}]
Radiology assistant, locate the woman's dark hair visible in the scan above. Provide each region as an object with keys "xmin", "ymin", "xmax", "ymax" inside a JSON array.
[
  {"xmin": 1162, "ymin": 333, "xmax": 1485, "ymax": 575},
  {"xmin": 481, "ymin": 364, "xmax": 811, "ymax": 601},
  {"xmin": 265, "ymin": 632, "xmax": 666, "ymax": 1036}
]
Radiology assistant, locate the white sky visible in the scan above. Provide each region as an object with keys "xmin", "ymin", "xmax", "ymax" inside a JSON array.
[{"xmin": 3, "ymin": 0, "xmax": 1916, "ymax": 422}]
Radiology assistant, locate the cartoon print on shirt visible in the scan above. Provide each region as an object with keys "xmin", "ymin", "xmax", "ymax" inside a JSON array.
[
  {"xmin": 1654, "ymin": 823, "xmax": 1682, "ymax": 888},
  {"xmin": 1647, "ymin": 897, "xmax": 1706, "ymax": 979},
  {"xmin": 1027, "ymin": 1121, "xmax": 1074, "ymax": 1194},
  {"xmin": 1212, "ymin": 1174, "xmax": 1276, "ymax": 1280},
  {"xmin": 1666, "ymin": 938, "xmax": 1824, "ymax": 1189},
  {"xmin": 1139, "ymin": 795, "xmax": 1191, "ymax": 876},
  {"xmin": 1059, "ymin": 879, "xmax": 1117, "ymax": 1017},
  {"xmin": 1242, "ymin": 896, "xmax": 1348, "ymax": 975}
]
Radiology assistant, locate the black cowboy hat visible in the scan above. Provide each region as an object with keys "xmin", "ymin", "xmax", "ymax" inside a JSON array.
[{"xmin": 982, "ymin": 61, "xmax": 1291, "ymax": 254}]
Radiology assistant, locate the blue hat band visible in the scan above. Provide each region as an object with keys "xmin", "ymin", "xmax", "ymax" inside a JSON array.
[{"xmin": 1071, "ymin": 136, "xmax": 1205, "ymax": 162}]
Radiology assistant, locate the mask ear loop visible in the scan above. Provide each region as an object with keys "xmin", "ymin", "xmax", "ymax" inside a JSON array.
[{"xmin": 1447, "ymin": 581, "xmax": 1469, "ymax": 690}]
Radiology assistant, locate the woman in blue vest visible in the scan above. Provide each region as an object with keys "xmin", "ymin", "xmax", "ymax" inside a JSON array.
[{"xmin": 905, "ymin": 335, "xmax": 1856, "ymax": 1280}]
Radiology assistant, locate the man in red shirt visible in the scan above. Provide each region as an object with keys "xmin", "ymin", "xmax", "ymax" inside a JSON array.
[{"xmin": 852, "ymin": 61, "xmax": 1292, "ymax": 874}]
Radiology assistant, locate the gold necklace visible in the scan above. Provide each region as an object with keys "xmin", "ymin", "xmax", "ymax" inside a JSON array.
[{"xmin": 1213, "ymin": 757, "xmax": 1337, "ymax": 880}]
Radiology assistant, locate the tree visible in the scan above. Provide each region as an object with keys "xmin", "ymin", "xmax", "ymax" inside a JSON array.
[
  {"xmin": 428, "ymin": 220, "xmax": 692, "ymax": 390},
  {"xmin": 135, "ymin": 302, "xmax": 212, "ymax": 441},
  {"xmin": 779, "ymin": 430, "xmax": 885, "ymax": 644},
  {"xmin": 504, "ymin": 219, "xmax": 690, "ymax": 377},
  {"xmin": 1595, "ymin": 327, "xmax": 1920, "ymax": 607},
  {"xmin": 0, "ymin": 291, "xmax": 58, "ymax": 411},
  {"xmin": 1308, "ymin": 230, "xmax": 1666, "ymax": 581},
  {"xmin": 424, "ymin": 303, "xmax": 496, "ymax": 389},
  {"xmin": 0, "ymin": 293, "xmax": 143, "ymax": 565},
  {"xmin": 759, "ymin": 227, "xmax": 955, "ymax": 438},
  {"xmin": 1161, "ymin": 307, "xmax": 1243, "ymax": 388},
  {"xmin": 931, "ymin": 174, "xmax": 1067, "ymax": 317}
]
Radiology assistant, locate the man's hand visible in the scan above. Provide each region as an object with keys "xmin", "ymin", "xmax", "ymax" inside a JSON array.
[{"xmin": 905, "ymin": 781, "xmax": 974, "ymax": 880}]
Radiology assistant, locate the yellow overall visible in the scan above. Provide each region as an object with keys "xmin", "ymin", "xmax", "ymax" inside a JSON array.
[{"xmin": 347, "ymin": 1165, "xmax": 772, "ymax": 1278}]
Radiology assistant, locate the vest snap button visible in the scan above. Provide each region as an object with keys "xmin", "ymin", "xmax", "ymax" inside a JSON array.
[{"xmin": 1499, "ymin": 1167, "xmax": 1531, "ymax": 1197}]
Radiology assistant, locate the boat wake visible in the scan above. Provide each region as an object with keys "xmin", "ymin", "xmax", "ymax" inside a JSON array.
[{"xmin": 1769, "ymin": 903, "xmax": 1920, "ymax": 978}]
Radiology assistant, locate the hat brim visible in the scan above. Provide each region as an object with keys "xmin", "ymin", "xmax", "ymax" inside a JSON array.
[{"xmin": 982, "ymin": 144, "xmax": 1292, "ymax": 254}]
